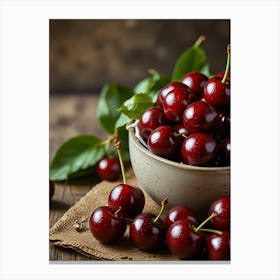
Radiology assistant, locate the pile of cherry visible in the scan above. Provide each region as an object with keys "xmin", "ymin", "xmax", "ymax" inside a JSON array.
[
  {"xmin": 139, "ymin": 53, "xmax": 230, "ymax": 167},
  {"xmin": 88, "ymin": 183, "xmax": 230, "ymax": 260}
]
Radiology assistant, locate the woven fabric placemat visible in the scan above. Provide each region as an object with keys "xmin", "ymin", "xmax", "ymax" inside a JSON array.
[{"xmin": 49, "ymin": 169, "xmax": 177, "ymax": 261}]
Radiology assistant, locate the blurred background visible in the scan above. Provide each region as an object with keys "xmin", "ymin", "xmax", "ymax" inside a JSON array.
[{"xmin": 49, "ymin": 19, "xmax": 230, "ymax": 94}]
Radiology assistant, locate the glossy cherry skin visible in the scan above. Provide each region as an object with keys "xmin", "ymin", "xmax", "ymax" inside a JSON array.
[
  {"xmin": 203, "ymin": 78, "xmax": 230, "ymax": 111},
  {"xmin": 183, "ymin": 100, "xmax": 220, "ymax": 134},
  {"xmin": 208, "ymin": 195, "xmax": 230, "ymax": 230},
  {"xmin": 157, "ymin": 82, "xmax": 189, "ymax": 108},
  {"xmin": 181, "ymin": 71, "xmax": 208, "ymax": 99},
  {"xmin": 219, "ymin": 137, "xmax": 230, "ymax": 166},
  {"xmin": 174, "ymin": 123, "xmax": 188, "ymax": 146},
  {"xmin": 108, "ymin": 184, "xmax": 145, "ymax": 218},
  {"xmin": 166, "ymin": 219, "xmax": 205, "ymax": 259},
  {"xmin": 96, "ymin": 157, "xmax": 121, "ymax": 181},
  {"xmin": 181, "ymin": 133, "xmax": 218, "ymax": 166},
  {"xmin": 89, "ymin": 206, "xmax": 127, "ymax": 243},
  {"xmin": 162, "ymin": 83, "xmax": 194, "ymax": 122},
  {"xmin": 138, "ymin": 106, "xmax": 168, "ymax": 140},
  {"xmin": 164, "ymin": 205, "xmax": 198, "ymax": 230},
  {"xmin": 206, "ymin": 231, "xmax": 230, "ymax": 260},
  {"xmin": 129, "ymin": 212, "xmax": 165, "ymax": 251},
  {"xmin": 147, "ymin": 125, "xmax": 180, "ymax": 160},
  {"xmin": 215, "ymin": 71, "xmax": 230, "ymax": 80},
  {"xmin": 49, "ymin": 180, "xmax": 55, "ymax": 200}
]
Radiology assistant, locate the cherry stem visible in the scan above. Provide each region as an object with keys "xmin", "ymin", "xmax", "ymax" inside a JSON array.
[
  {"xmin": 173, "ymin": 131, "xmax": 188, "ymax": 138},
  {"xmin": 114, "ymin": 207, "xmax": 122, "ymax": 216},
  {"xmin": 153, "ymin": 198, "xmax": 168, "ymax": 223},
  {"xmin": 193, "ymin": 35, "xmax": 206, "ymax": 48},
  {"xmin": 114, "ymin": 134, "xmax": 127, "ymax": 184},
  {"xmin": 194, "ymin": 212, "xmax": 217, "ymax": 232},
  {"xmin": 195, "ymin": 227, "xmax": 223, "ymax": 235},
  {"xmin": 221, "ymin": 44, "xmax": 231, "ymax": 84}
]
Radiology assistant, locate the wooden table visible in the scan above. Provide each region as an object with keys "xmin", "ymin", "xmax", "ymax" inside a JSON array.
[{"xmin": 49, "ymin": 93, "xmax": 106, "ymax": 261}]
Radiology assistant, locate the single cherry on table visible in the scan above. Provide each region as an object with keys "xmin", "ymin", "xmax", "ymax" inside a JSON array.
[{"xmin": 206, "ymin": 231, "xmax": 230, "ymax": 260}]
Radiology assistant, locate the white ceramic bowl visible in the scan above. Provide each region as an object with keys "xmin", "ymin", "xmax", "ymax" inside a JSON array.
[{"xmin": 128, "ymin": 123, "xmax": 230, "ymax": 217}]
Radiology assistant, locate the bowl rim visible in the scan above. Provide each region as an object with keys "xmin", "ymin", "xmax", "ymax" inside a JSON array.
[{"xmin": 128, "ymin": 124, "xmax": 230, "ymax": 172}]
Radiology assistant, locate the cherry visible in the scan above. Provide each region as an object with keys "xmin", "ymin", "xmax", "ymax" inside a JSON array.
[
  {"xmin": 208, "ymin": 195, "xmax": 230, "ymax": 230},
  {"xmin": 89, "ymin": 206, "xmax": 127, "ymax": 243},
  {"xmin": 215, "ymin": 71, "xmax": 230, "ymax": 80},
  {"xmin": 96, "ymin": 157, "xmax": 121, "ymax": 181},
  {"xmin": 174, "ymin": 123, "xmax": 188, "ymax": 145},
  {"xmin": 162, "ymin": 83, "xmax": 194, "ymax": 123},
  {"xmin": 108, "ymin": 183, "xmax": 145, "ymax": 219},
  {"xmin": 138, "ymin": 106, "xmax": 168, "ymax": 140},
  {"xmin": 166, "ymin": 219, "xmax": 205, "ymax": 259},
  {"xmin": 181, "ymin": 71, "xmax": 208, "ymax": 99},
  {"xmin": 147, "ymin": 125, "xmax": 180, "ymax": 160},
  {"xmin": 129, "ymin": 199, "xmax": 167, "ymax": 251},
  {"xmin": 218, "ymin": 137, "xmax": 230, "ymax": 166},
  {"xmin": 181, "ymin": 133, "xmax": 218, "ymax": 166},
  {"xmin": 49, "ymin": 180, "xmax": 55, "ymax": 200},
  {"xmin": 203, "ymin": 45, "xmax": 230, "ymax": 111},
  {"xmin": 206, "ymin": 231, "xmax": 230, "ymax": 260},
  {"xmin": 157, "ymin": 82, "xmax": 189, "ymax": 108},
  {"xmin": 164, "ymin": 205, "xmax": 198, "ymax": 230},
  {"xmin": 182, "ymin": 100, "xmax": 220, "ymax": 134}
]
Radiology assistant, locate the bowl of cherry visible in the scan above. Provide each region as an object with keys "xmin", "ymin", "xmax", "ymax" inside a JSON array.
[{"xmin": 128, "ymin": 68, "xmax": 230, "ymax": 217}]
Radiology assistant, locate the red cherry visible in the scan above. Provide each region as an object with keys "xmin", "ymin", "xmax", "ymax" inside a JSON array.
[
  {"xmin": 164, "ymin": 205, "xmax": 198, "ymax": 230},
  {"xmin": 181, "ymin": 71, "xmax": 208, "ymax": 99},
  {"xmin": 162, "ymin": 84, "xmax": 194, "ymax": 123},
  {"xmin": 108, "ymin": 183, "xmax": 145, "ymax": 218},
  {"xmin": 181, "ymin": 133, "xmax": 218, "ymax": 166},
  {"xmin": 147, "ymin": 125, "xmax": 180, "ymax": 160},
  {"xmin": 89, "ymin": 206, "xmax": 127, "ymax": 243},
  {"xmin": 182, "ymin": 100, "xmax": 220, "ymax": 134},
  {"xmin": 215, "ymin": 71, "xmax": 230, "ymax": 80},
  {"xmin": 206, "ymin": 231, "xmax": 230, "ymax": 260},
  {"xmin": 129, "ymin": 212, "xmax": 165, "ymax": 251},
  {"xmin": 166, "ymin": 219, "xmax": 205, "ymax": 259},
  {"xmin": 208, "ymin": 195, "xmax": 230, "ymax": 230},
  {"xmin": 218, "ymin": 137, "xmax": 230, "ymax": 166},
  {"xmin": 203, "ymin": 78, "xmax": 230, "ymax": 111},
  {"xmin": 157, "ymin": 82, "xmax": 189, "ymax": 108},
  {"xmin": 49, "ymin": 180, "xmax": 55, "ymax": 200},
  {"xmin": 96, "ymin": 157, "xmax": 121, "ymax": 181},
  {"xmin": 138, "ymin": 106, "xmax": 168, "ymax": 140}
]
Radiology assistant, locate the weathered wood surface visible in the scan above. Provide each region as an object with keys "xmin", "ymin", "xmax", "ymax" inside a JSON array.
[{"xmin": 49, "ymin": 93, "xmax": 106, "ymax": 261}]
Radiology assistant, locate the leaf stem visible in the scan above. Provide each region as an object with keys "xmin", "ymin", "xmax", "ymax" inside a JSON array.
[
  {"xmin": 221, "ymin": 44, "xmax": 231, "ymax": 84},
  {"xmin": 193, "ymin": 35, "xmax": 206, "ymax": 48}
]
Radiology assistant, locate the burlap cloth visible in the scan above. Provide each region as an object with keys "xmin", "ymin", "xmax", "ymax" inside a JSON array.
[{"xmin": 49, "ymin": 169, "xmax": 177, "ymax": 261}]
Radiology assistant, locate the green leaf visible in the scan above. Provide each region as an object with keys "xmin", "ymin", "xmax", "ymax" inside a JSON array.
[
  {"xmin": 50, "ymin": 135, "xmax": 106, "ymax": 181},
  {"xmin": 134, "ymin": 71, "xmax": 170, "ymax": 103},
  {"xmin": 114, "ymin": 113, "xmax": 132, "ymax": 131},
  {"xmin": 118, "ymin": 93, "xmax": 153, "ymax": 120},
  {"xmin": 172, "ymin": 47, "xmax": 210, "ymax": 81},
  {"xmin": 96, "ymin": 84, "xmax": 133, "ymax": 134}
]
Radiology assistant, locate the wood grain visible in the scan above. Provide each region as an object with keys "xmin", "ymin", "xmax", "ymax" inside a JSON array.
[{"xmin": 49, "ymin": 93, "xmax": 106, "ymax": 261}]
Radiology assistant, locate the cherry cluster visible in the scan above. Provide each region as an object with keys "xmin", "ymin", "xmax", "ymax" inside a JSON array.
[
  {"xmin": 139, "ymin": 47, "xmax": 230, "ymax": 167},
  {"xmin": 88, "ymin": 182, "xmax": 230, "ymax": 260}
]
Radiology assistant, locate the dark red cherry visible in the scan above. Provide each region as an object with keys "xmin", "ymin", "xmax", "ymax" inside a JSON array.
[
  {"xmin": 162, "ymin": 83, "xmax": 194, "ymax": 122},
  {"xmin": 182, "ymin": 100, "xmax": 219, "ymax": 134},
  {"xmin": 138, "ymin": 106, "xmax": 168, "ymax": 140},
  {"xmin": 108, "ymin": 183, "xmax": 145, "ymax": 218},
  {"xmin": 89, "ymin": 206, "xmax": 127, "ymax": 243},
  {"xmin": 166, "ymin": 219, "xmax": 205, "ymax": 259},
  {"xmin": 129, "ymin": 212, "xmax": 165, "ymax": 251},
  {"xmin": 203, "ymin": 78, "xmax": 230, "ymax": 111},
  {"xmin": 206, "ymin": 231, "xmax": 230, "ymax": 260},
  {"xmin": 181, "ymin": 133, "xmax": 218, "ymax": 166},
  {"xmin": 164, "ymin": 205, "xmax": 198, "ymax": 230},
  {"xmin": 181, "ymin": 71, "xmax": 208, "ymax": 99},
  {"xmin": 147, "ymin": 125, "xmax": 180, "ymax": 160},
  {"xmin": 215, "ymin": 71, "xmax": 230, "ymax": 80},
  {"xmin": 96, "ymin": 157, "xmax": 121, "ymax": 181},
  {"xmin": 49, "ymin": 180, "xmax": 55, "ymax": 200},
  {"xmin": 218, "ymin": 137, "xmax": 230, "ymax": 166},
  {"xmin": 157, "ymin": 82, "xmax": 189, "ymax": 108},
  {"xmin": 208, "ymin": 195, "xmax": 230, "ymax": 230}
]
